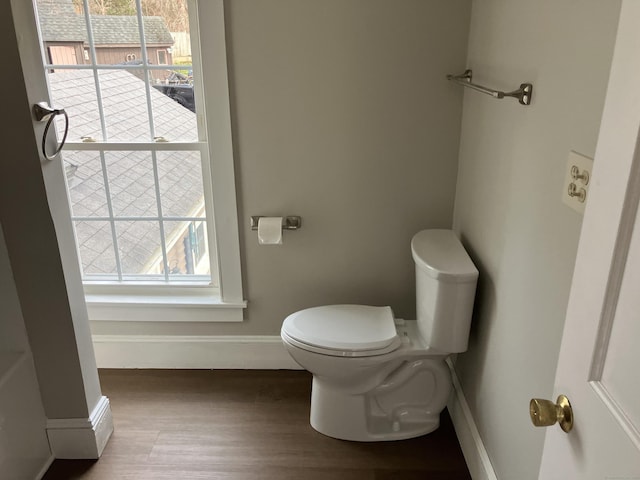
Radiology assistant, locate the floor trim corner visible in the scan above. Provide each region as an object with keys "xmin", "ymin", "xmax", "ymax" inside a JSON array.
[
  {"xmin": 446, "ymin": 358, "xmax": 498, "ymax": 480},
  {"xmin": 46, "ymin": 395, "xmax": 113, "ymax": 459}
]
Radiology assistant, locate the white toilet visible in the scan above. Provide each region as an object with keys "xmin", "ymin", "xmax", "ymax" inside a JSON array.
[{"xmin": 281, "ymin": 229, "xmax": 478, "ymax": 441}]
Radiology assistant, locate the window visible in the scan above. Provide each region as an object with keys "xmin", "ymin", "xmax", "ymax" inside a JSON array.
[
  {"xmin": 33, "ymin": 0, "xmax": 244, "ymax": 320},
  {"xmin": 157, "ymin": 49, "xmax": 167, "ymax": 65}
]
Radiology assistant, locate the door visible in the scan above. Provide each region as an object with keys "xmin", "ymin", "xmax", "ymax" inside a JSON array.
[
  {"xmin": 538, "ymin": 1, "xmax": 640, "ymax": 478},
  {"xmin": 10, "ymin": 0, "xmax": 90, "ymax": 324},
  {"xmin": 48, "ymin": 45, "xmax": 78, "ymax": 65}
]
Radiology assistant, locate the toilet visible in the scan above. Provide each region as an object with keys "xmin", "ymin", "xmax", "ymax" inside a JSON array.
[{"xmin": 281, "ymin": 229, "xmax": 478, "ymax": 441}]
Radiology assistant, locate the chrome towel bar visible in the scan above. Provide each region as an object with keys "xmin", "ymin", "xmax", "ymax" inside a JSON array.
[{"xmin": 447, "ymin": 69, "xmax": 533, "ymax": 106}]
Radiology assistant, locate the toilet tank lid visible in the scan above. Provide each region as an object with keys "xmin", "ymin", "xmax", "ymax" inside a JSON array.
[
  {"xmin": 411, "ymin": 229, "xmax": 478, "ymax": 281},
  {"xmin": 282, "ymin": 305, "xmax": 398, "ymax": 351}
]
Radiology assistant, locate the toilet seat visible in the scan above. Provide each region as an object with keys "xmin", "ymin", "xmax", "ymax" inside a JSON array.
[{"xmin": 281, "ymin": 305, "xmax": 402, "ymax": 357}]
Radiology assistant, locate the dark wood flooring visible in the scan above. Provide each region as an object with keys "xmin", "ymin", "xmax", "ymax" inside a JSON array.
[{"xmin": 43, "ymin": 369, "xmax": 471, "ymax": 479}]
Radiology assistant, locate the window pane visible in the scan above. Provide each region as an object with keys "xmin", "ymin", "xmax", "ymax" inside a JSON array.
[
  {"xmin": 99, "ymin": 69, "xmax": 153, "ymax": 141},
  {"xmin": 151, "ymin": 68, "xmax": 198, "ymax": 141},
  {"xmin": 47, "ymin": 66, "xmax": 159, "ymax": 143},
  {"xmin": 37, "ymin": 0, "xmax": 185, "ymax": 67},
  {"xmin": 36, "ymin": 1, "xmax": 87, "ymax": 64},
  {"xmin": 74, "ymin": 221, "xmax": 117, "ymax": 277},
  {"xmin": 88, "ymin": 0, "xmax": 140, "ymax": 66},
  {"xmin": 145, "ymin": 1, "xmax": 195, "ymax": 135},
  {"xmin": 165, "ymin": 220, "xmax": 209, "ymax": 277},
  {"xmin": 105, "ymin": 151, "xmax": 158, "ymax": 218},
  {"xmin": 115, "ymin": 220, "xmax": 163, "ymax": 278},
  {"xmin": 141, "ymin": 0, "xmax": 192, "ymax": 82},
  {"xmin": 64, "ymin": 151, "xmax": 109, "ymax": 217},
  {"xmin": 157, "ymin": 151, "xmax": 205, "ymax": 218},
  {"xmin": 37, "ymin": 0, "xmax": 196, "ymax": 142},
  {"xmin": 48, "ymin": 69, "xmax": 103, "ymax": 142},
  {"xmin": 66, "ymin": 148, "xmax": 212, "ymax": 282},
  {"xmin": 157, "ymin": 50, "xmax": 168, "ymax": 65}
]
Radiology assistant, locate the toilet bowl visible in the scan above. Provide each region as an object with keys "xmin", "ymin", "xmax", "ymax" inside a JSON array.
[
  {"xmin": 282, "ymin": 309, "xmax": 452, "ymax": 441},
  {"xmin": 280, "ymin": 229, "xmax": 478, "ymax": 442}
]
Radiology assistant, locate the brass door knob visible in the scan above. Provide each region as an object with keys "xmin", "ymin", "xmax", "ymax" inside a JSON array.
[{"xmin": 529, "ymin": 394, "xmax": 573, "ymax": 433}]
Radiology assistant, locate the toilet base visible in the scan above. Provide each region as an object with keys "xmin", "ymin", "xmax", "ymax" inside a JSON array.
[{"xmin": 309, "ymin": 359, "xmax": 449, "ymax": 442}]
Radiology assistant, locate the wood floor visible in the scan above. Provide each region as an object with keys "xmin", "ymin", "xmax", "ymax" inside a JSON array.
[{"xmin": 43, "ymin": 370, "xmax": 471, "ymax": 479}]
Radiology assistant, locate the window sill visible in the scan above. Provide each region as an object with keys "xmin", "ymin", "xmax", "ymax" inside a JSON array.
[{"xmin": 85, "ymin": 293, "xmax": 246, "ymax": 322}]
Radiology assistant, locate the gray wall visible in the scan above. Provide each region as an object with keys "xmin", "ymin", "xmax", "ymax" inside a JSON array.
[
  {"xmin": 0, "ymin": 224, "xmax": 52, "ymax": 478},
  {"xmin": 0, "ymin": 224, "xmax": 29, "ymax": 353},
  {"xmin": 92, "ymin": 0, "xmax": 472, "ymax": 336},
  {"xmin": 451, "ymin": 0, "xmax": 621, "ymax": 478}
]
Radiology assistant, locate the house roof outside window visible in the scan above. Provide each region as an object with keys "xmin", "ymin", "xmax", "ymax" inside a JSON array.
[{"xmin": 37, "ymin": 0, "xmax": 174, "ymax": 46}]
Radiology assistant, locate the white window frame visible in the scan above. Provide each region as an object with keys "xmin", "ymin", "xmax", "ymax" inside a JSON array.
[{"xmin": 23, "ymin": 0, "xmax": 245, "ymax": 322}]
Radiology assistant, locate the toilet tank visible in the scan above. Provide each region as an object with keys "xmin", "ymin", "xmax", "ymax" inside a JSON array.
[{"xmin": 411, "ymin": 230, "xmax": 478, "ymax": 353}]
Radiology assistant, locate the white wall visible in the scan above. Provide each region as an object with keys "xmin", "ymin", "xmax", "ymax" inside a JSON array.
[
  {"xmin": 452, "ymin": 1, "xmax": 621, "ymax": 478},
  {"xmin": 92, "ymin": 0, "xmax": 472, "ymax": 337}
]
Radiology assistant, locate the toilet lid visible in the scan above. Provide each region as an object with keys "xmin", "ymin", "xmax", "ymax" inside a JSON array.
[{"xmin": 282, "ymin": 305, "xmax": 399, "ymax": 352}]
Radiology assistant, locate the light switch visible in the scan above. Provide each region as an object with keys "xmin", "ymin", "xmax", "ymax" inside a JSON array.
[{"xmin": 562, "ymin": 151, "xmax": 593, "ymax": 214}]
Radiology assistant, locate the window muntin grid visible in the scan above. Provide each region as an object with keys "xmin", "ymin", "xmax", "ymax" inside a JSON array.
[{"xmin": 36, "ymin": 0, "xmax": 214, "ymax": 285}]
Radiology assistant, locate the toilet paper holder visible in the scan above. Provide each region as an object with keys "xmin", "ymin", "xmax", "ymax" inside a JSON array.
[{"xmin": 250, "ymin": 216, "xmax": 302, "ymax": 231}]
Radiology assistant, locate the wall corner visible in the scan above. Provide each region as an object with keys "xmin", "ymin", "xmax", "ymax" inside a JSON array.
[{"xmin": 446, "ymin": 358, "xmax": 499, "ymax": 480}]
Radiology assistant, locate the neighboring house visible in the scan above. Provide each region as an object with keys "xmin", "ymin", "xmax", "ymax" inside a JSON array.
[
  {"xmin": 36, "ymin": 0, "xmax": 174, "ymax": 75},
  {"xmin": 47, "ymin": 68, "xmax": 207, "ymax": 278}
]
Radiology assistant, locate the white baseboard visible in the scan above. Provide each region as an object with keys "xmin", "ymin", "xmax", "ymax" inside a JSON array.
[
  {"xmin": 446, "ymin": 358, "xmax": 498, "ymax": 480},
  {"xmin": 46, "ymin": 395, "xmax": 114, "ymax": 459},
  {"xmin": 92, "ymin": 334, "xmax": 302, "ymax": 369},
  {"xmin": 35, "ymin": 455, "xmax": 55, "ymax": 480}
]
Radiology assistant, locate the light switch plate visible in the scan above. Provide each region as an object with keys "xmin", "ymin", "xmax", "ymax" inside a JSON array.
[{"xmin": 562, "ymin": 151, "xmax": 593, "ymax": 214}]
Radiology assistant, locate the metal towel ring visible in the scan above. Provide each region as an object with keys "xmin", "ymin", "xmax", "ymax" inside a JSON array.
[{"xmin": 34, "ymin": 102, "xmax": 69, "ymax": 160}]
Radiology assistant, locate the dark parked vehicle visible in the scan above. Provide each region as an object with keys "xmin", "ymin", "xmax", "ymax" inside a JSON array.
[{"xmin": 152, "ymin": 71, "xmax": 195, "ymax": 112}]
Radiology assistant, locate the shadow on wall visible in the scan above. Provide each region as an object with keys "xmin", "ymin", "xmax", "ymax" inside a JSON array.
[{"xmin": 455, "ymin": 232, "xmax": 497, "ymax": 402}]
